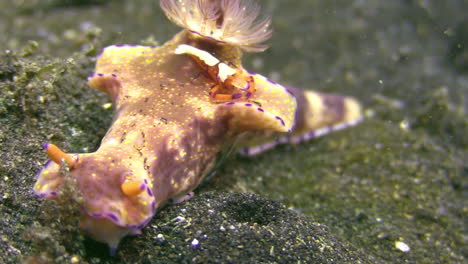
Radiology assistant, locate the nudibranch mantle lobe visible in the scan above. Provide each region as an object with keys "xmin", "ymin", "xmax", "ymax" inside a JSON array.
[{"xmin": 34, "ymin": 29, "xmax": 297, "ymax": 251}]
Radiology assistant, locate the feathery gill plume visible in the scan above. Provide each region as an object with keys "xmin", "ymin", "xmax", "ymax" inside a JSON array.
[{"xmin": 160, "ymin": 0, "xmax": 272, "ymax": 52}]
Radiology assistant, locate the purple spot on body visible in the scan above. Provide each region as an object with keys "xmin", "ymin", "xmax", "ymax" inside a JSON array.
[
  {"xmin": 44, "ymin": 159, "xmax": 52, "ymax": 167},
  {"xmin": 147, "ymin": 187, "xmax": 153, "ymax": 197},
  {"xmin": 97, "ymin": 73, "xmax": 104, "ymax": 77},
  {"xmin": 226, "ymin": 102, "xmax": 236, "ymax": 105},
  {"xmin": 107, "ymin": 213, "xmax": 119, "ymax": 222},
  {"xmin": 232, "ymin": 93, "xmax": 242, "ymax": 100},
  {"xmin": 245, "ymin": 103, "xmax": 252, "ymax": 107},
  {"xmin": 257, "ymin": 108, "xmax": 264, "ymax": 112},
  {"xmin": 92, "ymin": 213, "xmax": 103, "ymax": 217},
  {"xmin": 140, "ymin": 183, "xmax": 146, "ymax": 190},
  {"xmin": 38, "ymin": 193, "xmax": 46, "ymax": 198},
  {"xmin": 42, "ymin": 142, "xmax": 50, "ymax": 149},
  {"xmin": 245, "ymin": 92, "xmax": 252, "ymax": 98},
  {"xmin": 50, "ymin": 191, "xmax": 57, "ymax": 196},
  {"xmin": 144, "ymin": 179, "xmax": 148, "ymax": 184},
  {"xmin": 275, "ymin": 116, "xmax": 286, "ymax": 126},
  {"xmin": 111, "ymin": 73, "xmax": 117, "ymax": 77}
]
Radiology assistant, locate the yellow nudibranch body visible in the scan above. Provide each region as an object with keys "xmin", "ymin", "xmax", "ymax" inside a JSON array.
[{"xmin": 34, "ymin": 0, "xmax": 362, "ymax": 254}]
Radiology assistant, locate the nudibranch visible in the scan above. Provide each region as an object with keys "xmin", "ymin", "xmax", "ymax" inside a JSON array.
[{"xmin": 34, "ymin": 0, "xmax": 362, "ymax": 255}]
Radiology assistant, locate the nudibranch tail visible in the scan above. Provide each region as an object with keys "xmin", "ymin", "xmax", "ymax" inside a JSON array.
[
  {"xmin": 237, "ymin": 88, "xmax": 363, "ymax": 156},
  {"xmin": 296, "ymin": 90, "xmax": 363, "ymax": 133},
  {"xmin": 161, "ymin": 0, "xmax": 272, "ymax": 52},
  {"xmin": 44, "ymin": 143, "xmax": 76, "ymax": 168}
]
